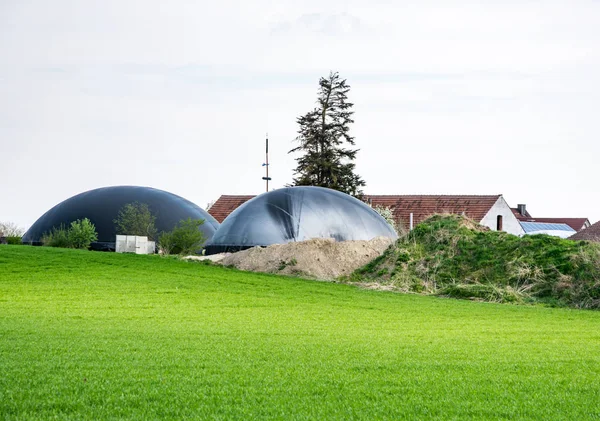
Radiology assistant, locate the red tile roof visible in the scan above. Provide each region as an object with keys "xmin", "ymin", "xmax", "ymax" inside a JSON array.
[
  {"xmin": 208, "ymin": 193, "xmax": 502, "ymax": 228},
  {"xmin": 511, "ymin": 208, "xmax": 532, "ymax": 218},
  {"xmin": 569, "ymin": 220, "xmax": 600, "ymax": 242},
  {"xmin": 515, "ymin": 217, "xmax": 589, "ymax": 232},
  {"xmin": 207, "ymin": 195, "xmax": 255, "ymax": 223},
  {"xmin": 365, "ymin": 195, "xmax": 501, "ymax": 229}
]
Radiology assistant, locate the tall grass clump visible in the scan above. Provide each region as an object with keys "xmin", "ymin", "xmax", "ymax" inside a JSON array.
[
  {"xmin": 351, "ymin": 214, "xmax": 600, "ymax": 309},
  {"xmin": 41, "ymin": 224, "xmax": 71, "ymax": 248}
]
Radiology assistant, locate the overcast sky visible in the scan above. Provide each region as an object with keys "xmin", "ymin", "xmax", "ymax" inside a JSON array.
[{"xmin": 1, "ymin": 0, "xmax": 599, "ymax": 230}]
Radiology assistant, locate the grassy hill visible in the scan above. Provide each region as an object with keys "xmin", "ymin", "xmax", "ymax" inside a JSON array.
[
  {"xmin": 350, "ymin": 215, "xmax": 600, "ymax": 309},
  {"xmin": 2, "ymin": 245, "xmax": 600, "ymax": 419}
]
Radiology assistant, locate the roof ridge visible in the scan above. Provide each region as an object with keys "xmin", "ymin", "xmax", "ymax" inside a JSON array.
[
  {"xmin": 218, "ymin": 194, "xmax": 256, "ymax": 197},
  {"xmin": 527, "ymin": 217, "xmax": 588, "ymax": 219},
  {"xmin": 365, "ymin": 194, "xmax": 502, "ymax": 197}
]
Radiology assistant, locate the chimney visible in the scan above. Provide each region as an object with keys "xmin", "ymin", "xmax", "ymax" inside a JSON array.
[{"xmin": 517, "ymin": 204, "xmax": 526, "ymax": 216}]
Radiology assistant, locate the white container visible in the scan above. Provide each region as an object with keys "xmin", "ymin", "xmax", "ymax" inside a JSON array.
[{"xmin": 116, "ymin": 235, "xmax": 154, "ymax": 254}]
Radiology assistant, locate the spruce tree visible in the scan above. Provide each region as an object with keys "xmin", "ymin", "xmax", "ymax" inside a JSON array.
[{"xmin": 289, "ymin": 71, "xmax": 366, "ymax": 197}]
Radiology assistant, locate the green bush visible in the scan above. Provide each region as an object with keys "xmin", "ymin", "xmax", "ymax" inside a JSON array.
[
  {"xmin": 41, "ymin": 219, "xmax": 98, "ymax": 250},
  {"xmin": 42, "ymin": 225, "xmax": 71, "ymax": 248},
  {"xmin": 114, "ymin": 202, "xmax": 157, "ymax": 240},
  {"xmin": 68, "ymin": 218, "xmax": 98, "ymax": 249},
  {"xmin": 172, "ymin": 218, "xmax": 207, "ymax": 255},
  {"xmin": 160, "ymin": 218, "xmax": 207, "ymax": 255},
  {"xmin": 6, "ymin": 236, "xmax": 22, "ymax": 245},
  {"xmin": 158, "ymin": 231, "xmax": 176, "ymax": 256}
]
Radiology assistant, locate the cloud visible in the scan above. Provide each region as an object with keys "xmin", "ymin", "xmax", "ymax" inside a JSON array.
[{"xmin": 271, "ymin": 12, "xmax": 368, "ymax": 36}]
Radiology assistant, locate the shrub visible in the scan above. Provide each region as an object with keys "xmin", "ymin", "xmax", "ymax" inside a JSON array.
[
  {"xmin": 164, "ymin": 218, "xmax": 207, "ymax": 255},
  {"xmin": 158, "ymin": 231, "xmax": 176, "ymax": 256},
  {"xmin": 114, "ymin": 202, "xmax": 157, "ymax": 240},
  {"xmin": 68, "ymin": 218, "xmax": 98, "ymax": 249},
  {"xmin": 6, "ymin": 236, "xmax": 22, "ymax": 245},
  {"xmin": 41, "ymin": 219, "xmax": 98, "ymax": 249},
  {"xmin": 42, "ymin": 225, "xmax": 71, "ymax": 248}
]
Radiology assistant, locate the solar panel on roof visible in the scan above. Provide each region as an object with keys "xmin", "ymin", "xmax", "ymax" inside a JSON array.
[{"xmin": 520, "ymin": 222, "xmax": 576, "ymax": 233}]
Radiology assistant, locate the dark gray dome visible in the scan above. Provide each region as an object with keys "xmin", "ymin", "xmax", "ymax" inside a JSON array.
[
  {"xmin": 205, "ymin": 186, "xmax": 397, "ymax": 255},
  {"xmin": 23, "ymin": 186, "xmax": 219, "ymax": 248}
]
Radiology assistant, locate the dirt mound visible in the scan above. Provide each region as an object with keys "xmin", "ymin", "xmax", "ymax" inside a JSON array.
[{"xmin": 221, "ymin": 237, "xmax": 395, "ymax": 280}]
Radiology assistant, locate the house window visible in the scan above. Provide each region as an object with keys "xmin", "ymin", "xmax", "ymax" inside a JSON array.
[{"xmin": 497, "ymin": 215, "xmax": 503, "ymax": 231}]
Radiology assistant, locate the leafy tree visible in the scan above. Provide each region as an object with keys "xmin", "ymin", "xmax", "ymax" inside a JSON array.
[
  {"xmin": 161, "ymin": 218, "xmax": 207, "ymax": 255},
  {"xmin": 289, "ymin": 71, "xmax": 366, "ymax": 197},
  {"xmin": 114, "ymin": 202, "xmax": 157, "ymax": 240},
  {"xmin": 0, "ymin": 221, "xmax": 24, "ymax": 237},
  {"xmin": 68, "ymin": 218, "xmax": 98, "ymax": 249}
]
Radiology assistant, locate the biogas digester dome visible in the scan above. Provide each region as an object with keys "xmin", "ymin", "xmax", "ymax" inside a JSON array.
[
  {"xmin": 205, "ymin": 186, "xmax": 398, "ymax": 255},
  {"xmin": 23, "ymin": 186, "xmax": 219, "ymax": 249}
]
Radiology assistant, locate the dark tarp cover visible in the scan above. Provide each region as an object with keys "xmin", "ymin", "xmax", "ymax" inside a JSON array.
[
  {"xmin": 205, "ymin": 186, "xmax": 397, "ymax": 255},
  {"xmin": 23, "ymin": 186, "xmax": 219, "ymax": 250}
]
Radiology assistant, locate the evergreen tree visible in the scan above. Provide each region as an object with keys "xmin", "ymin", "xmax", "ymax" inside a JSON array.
[{"xmin": 289, "ymin": 71, "xmax": 366, "ymax": 197}]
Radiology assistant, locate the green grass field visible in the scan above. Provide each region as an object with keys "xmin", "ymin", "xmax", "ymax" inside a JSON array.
[{"xmin": 2, "ymin": 245, "xmax": 600, "ymax": 420}]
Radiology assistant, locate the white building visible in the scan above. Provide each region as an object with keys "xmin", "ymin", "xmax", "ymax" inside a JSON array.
[
  {"xmin": 511, "ymin": 204, "xmax": 591, "ymax": 238},
  {"xmin": 364, "ymin": 194, "xmax": 524, "ymax": 235},
  {"xmin": 519, "ymin": 222, "xmax": 576, "ymax": 239}
]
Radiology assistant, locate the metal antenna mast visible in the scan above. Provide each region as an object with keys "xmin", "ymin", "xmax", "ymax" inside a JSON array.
[{"xmin": 262, "ymin": 134, "xmax": 271, "ymax": 192}]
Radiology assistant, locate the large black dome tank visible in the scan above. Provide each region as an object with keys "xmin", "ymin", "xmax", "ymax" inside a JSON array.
[
  {"xmin": 23, "ymin": 186, "xmax": 219, "ymax": 250},
  {"xmin": 205, "ymin": 186, "xmax": 397, "ymax": 255}
]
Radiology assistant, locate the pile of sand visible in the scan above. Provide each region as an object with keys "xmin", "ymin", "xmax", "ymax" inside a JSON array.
[{"xmin": 219, "ymin": 237, "xmax": 394, "ymax": 280}]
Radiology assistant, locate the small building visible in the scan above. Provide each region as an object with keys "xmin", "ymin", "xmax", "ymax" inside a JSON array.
[
  {"xmin": 569, "ymin": 220, "xmax": 600, "ymax": 242},
  {"xmin": 512, "ymin": 204, "xmax": 591, "ymax": 231},
  {"xmin": 511, "ymin": 203, "xmax": 591, "ymax": 238},
  {"xmin": 520, "ymin": 222, "xmax": 576, "ymax": 239},
  {"xmin": 209, "ymin": 193, "xmax": 524, "ymax": 236}
]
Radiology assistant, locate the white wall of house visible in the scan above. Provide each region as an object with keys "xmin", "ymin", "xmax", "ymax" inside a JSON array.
[{"xmin": 480, "ymin": 196, "xmax": 524, "ymax": 236}]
